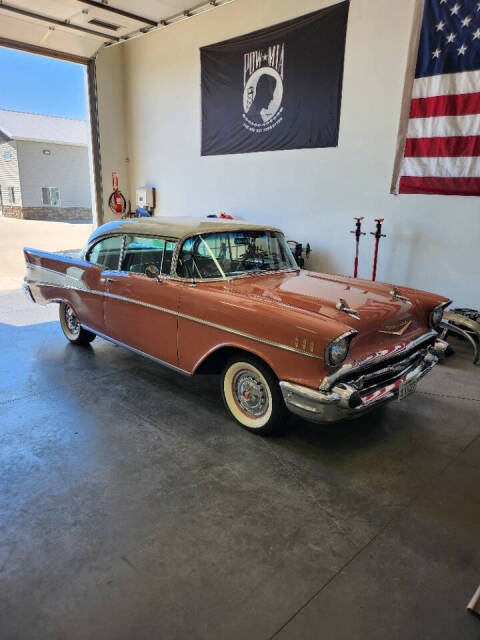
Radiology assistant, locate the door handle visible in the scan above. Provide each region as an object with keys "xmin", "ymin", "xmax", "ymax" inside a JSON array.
[{"xmin": 106, "ymin": 277, "xmax": 114, "ymax": 283}]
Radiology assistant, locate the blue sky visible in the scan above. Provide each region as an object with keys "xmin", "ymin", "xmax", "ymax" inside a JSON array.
[{"xmin": 0, "ymin": 46, "xmax": 87, "ymax": 120}]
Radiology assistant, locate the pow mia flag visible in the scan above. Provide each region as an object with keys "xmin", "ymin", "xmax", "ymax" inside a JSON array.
[{"xmin": 200, "ymin": 1, "xmax": 349, "ymax": 156}]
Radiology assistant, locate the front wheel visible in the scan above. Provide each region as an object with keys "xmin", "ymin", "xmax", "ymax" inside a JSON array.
[
  {"xmin": 59, "ymin": 302, "xmax": 96, "ymax": 345},
  {"xmin": 221, "ymin": 356, "xmax": 288, "ymax": 435}
]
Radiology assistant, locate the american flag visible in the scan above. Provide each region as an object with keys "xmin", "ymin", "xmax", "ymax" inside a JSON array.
[{"xmin": 395, "ymin": 0, "xmax": 480, "ymax": 195}]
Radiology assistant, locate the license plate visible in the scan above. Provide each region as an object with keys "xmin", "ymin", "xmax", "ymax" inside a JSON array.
[{"xmin": 398, "ymin": 379, "xmax": 417, "ymax": 401}]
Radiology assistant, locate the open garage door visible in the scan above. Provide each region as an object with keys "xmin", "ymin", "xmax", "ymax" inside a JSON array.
[
  {"xmin": 0, "ymin": 0, "xmax": 234, "ymax": 226},
  {"xmin": 0, "ymin": 0, "xmax": 233, "ymax": 290}
]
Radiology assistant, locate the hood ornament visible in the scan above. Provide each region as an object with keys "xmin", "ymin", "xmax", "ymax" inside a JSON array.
[
  {"xmin": 336, "ymin": 298, "xmax": 360, "ymax": 320},
  {"xmin": 390, "ymin": 288, "xmax": 412, "ymax": 305}
]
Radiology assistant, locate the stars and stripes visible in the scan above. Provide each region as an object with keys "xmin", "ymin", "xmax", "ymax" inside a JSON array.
[{"xmin": 396, "ymin": 0, "xmax": 480, "ymax": 195}]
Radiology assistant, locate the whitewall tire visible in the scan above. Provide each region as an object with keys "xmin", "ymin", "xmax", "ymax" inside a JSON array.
[
  {"xmin": 59, "ymin": 302, "xmax": 96, "ymax": 345},
  {"xmin": 221, "ymin": 356, "xmax": 287, "ymax": 435}
]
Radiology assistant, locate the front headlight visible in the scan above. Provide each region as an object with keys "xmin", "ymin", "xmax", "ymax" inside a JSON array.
[
  {"xmin": 325, "ymin": 335, "xmax": 352, "ymax": 367},
  {"xmin": 429, "ymin": 305, "xmax": 445, "ymax": 327}
]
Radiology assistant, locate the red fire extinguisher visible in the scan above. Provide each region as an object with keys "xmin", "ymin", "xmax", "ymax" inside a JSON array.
[{"xmin": 108, "ymin": 172, "xmax": 127, "ymax": 215}]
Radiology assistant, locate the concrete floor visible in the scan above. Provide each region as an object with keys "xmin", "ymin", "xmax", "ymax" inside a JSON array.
[{"xmin": 1, "ymin": 286, "xmax": 479, "ymax": 640}]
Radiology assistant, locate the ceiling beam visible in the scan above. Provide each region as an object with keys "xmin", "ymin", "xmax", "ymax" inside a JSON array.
[
  {"xmin": 77, "ymin": 0, "xmax": 157, "ymax": 27},
  {"xmin": 0, "ymin": 2, "xmax": 120, "ymax": 41},
  {"xmin": 0, "ymin": 35, "xmax": 91, "ymax": 63},
  {"xmin": 119, "ymin": 0, "xmax": 232, "ymax": 41}
]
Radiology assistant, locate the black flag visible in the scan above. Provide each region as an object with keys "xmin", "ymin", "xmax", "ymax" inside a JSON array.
[{"xmin": 200, "ymin": 1, "xmax": 350, "ymax": 156}]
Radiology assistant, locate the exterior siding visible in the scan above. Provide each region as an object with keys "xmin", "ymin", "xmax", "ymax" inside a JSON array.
[
  {"xmin": 0, "ymin": 132, "xmax": 22, "ymax": 210},
  {"xmin": 19, "ymin": 206, "xmax": 91, "ymax": 222},
  {"xmin": 16, "ymin": 140, "xmax": 92, "ymax": 209}
]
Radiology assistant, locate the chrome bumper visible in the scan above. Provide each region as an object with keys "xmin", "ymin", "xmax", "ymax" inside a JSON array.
[{"xmin": 280, "ymin": 338, "xmax": 448, "ymax": 424}]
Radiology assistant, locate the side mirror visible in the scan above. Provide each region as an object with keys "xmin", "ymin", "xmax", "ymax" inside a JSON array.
[{"xmin": 145, "ymin": 264, "xmax": 161, "ymax": 281}]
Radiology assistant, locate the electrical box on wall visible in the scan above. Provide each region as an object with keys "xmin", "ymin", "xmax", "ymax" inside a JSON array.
[{"xmin": 136, "ymin": 187, "xmax": 155, "ymax": 211}]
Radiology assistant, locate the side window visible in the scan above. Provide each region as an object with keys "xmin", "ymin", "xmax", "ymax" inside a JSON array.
[
  {"xmin": 176, "ymin": 235, "xmax": 223, "ymax": 279},
  {"xmin": 88, "ymin": 236, "xmax": 123, "ymax": 270},
  {"xmin": 121, "ymin": 236, "xmax": 175, "ymax": 276}
]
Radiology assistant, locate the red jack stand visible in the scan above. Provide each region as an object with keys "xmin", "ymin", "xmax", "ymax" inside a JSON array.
[
  {"xmin": 370, "ymin": 218, "xmax": 386, "ymax": 282},
  {"xmin": 350, "ymin": 217, "xmax": 365, "ymax": 278}
]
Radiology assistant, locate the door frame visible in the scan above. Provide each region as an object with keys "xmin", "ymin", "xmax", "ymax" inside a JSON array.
[{"xmin": 0, "ymin": 36, "xmax": 103, "ymax": 226}]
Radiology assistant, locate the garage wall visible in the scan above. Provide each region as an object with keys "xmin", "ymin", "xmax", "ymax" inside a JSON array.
[
  {"xmin": 95, "ymin": 43, "xmax": 129, "ymax": 219},
  {"xmin": 96, "ymin": 0, "xmax": 480, "ymax": 307}
]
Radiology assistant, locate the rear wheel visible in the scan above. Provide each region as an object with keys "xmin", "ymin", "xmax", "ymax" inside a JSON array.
[
  {"xmin": 221, "ymin": 356, "xmax": 287, "ymax": 435},
  {"xmin": 59, "ymin": 302, "xmax": 95, "ymax": 345}
]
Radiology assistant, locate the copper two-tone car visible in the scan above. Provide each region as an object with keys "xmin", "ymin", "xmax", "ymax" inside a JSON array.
[{"xmin": 23, "ymin": 217, "xmax": 450, "ymax": 435}]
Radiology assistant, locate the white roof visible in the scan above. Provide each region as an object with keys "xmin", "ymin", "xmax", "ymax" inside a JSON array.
[
  {"xmin": 89, "ymin": 216, "xmax": 282, "ymax": 243},
  {"xmin": 0, "ymin": 110, "xmax": 89, "ymax": 147}
]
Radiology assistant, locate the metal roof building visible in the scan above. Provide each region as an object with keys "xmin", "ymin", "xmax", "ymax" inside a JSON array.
[
  {"xmin": 0, "ymin": 109, "xmax": 89, "ymax": 147},
  {"xmin": 0, "ymin": 110, "xmax": 92, "ymax": 221}
]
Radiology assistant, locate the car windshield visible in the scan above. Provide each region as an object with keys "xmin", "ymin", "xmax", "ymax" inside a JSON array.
[{"xmin": 176, "ymin": 230, "xmax": 298, "ymax": 279}]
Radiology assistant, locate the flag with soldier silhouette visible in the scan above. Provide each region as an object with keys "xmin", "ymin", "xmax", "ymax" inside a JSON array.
[{"xmin": 200, "ymin": 1, "xmax": 349, "ymax": 156}]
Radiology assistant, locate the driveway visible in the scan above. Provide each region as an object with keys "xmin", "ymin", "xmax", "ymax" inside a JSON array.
[{"xmin": 0, "ymin": 217, "xmax": 92, "ymax": 291}]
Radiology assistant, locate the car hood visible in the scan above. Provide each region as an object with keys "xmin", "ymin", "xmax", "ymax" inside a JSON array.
[{"xmin": 229, "ymin": 270, "xmax": 429, "ymax": 350}]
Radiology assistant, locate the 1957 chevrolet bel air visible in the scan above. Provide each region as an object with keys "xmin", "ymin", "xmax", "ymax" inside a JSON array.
[{"xmin": 24, "ymin": 217, "xmax": 450, "ymax": 435}]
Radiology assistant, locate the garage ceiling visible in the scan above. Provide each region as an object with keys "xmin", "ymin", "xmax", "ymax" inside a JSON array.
[{"xmin": 0, "ymin": 0, "xmax": 233, "ymax": 62}]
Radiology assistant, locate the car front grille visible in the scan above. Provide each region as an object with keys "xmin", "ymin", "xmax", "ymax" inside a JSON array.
[{"xmin": 339, "ymin": 335, "xmax": 438, "ymax": 395}]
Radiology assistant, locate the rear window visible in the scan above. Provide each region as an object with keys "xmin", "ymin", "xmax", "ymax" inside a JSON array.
[{"xmin": 88, "ymin": 236, "xmax": 123, "ymax": 270}]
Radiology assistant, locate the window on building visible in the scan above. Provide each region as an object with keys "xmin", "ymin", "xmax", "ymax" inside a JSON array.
[
  {"xmin": 8, "ymin": 186, "xmax": 15, "ymax": 204},
  {"xmin": 42, "ymin": 187, "xmax": 61, "ymax": 206},
  {"xmin": 3, "ymin": 151, "xmax": 12, "ymax": 162}
]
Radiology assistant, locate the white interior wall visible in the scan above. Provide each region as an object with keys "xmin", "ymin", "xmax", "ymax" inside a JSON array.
[
  {"xmin": 96, "ymin": 0, "xmax": 480, "ymax": 307},
  {"xmin": 95, "ymin": 43, "xmax": 129, "ymax": 220}
]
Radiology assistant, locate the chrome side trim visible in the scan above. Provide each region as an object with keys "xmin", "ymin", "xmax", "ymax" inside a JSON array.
[
  {"xmin": 24, "ymin": 279, "xmax": 104, "ymax": 297},
  {"xmin": 25, "ymin": 277, "xmax": 322, "ymax": 360},
  {"xmin": 177, "ymin": 310, "xmax": 321, "ymax": 359},
  {"xmin": 319, "ymin": 330, "xmax": 438, "ymax": 391},
  {"xmin": 81, "ymin": 325, "xmax": 191, "ymax": 376},
  {"xmin": 26, "ymin": 262, "xmax": 70, "ymax": 277}
]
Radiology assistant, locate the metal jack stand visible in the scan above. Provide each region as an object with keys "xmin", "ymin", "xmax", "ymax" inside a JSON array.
[
  {"xmin": 350, "ymin": 217, "xmax": 365, "ymax": 278},
  {"xmin": 370, "ymin": 218, "xmax": 386, "ymax": 282}
]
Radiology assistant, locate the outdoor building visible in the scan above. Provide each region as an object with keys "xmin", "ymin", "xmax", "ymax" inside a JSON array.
[{"xmin": 0, "ymin": 109, "xmax": 91, "ymax": 221}]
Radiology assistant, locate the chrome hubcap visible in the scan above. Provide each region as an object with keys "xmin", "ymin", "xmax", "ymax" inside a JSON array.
[
  {"xmin": 233, "ymin": 370, "xmax": 268, "ymax": 418},
  {"xmin": 64, "ymin": 305, "xmax": 80, "ymax": 337}
]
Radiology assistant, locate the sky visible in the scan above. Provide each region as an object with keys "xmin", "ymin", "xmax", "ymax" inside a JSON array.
[{"xmin": 0, "ymin": 46, "xmax": 88, "ymax": 120}]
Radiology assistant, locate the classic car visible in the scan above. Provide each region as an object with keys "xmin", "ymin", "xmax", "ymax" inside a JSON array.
[{"xmin": 23, "ymin": 217, "xmax": 450, "ymax": 435}]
